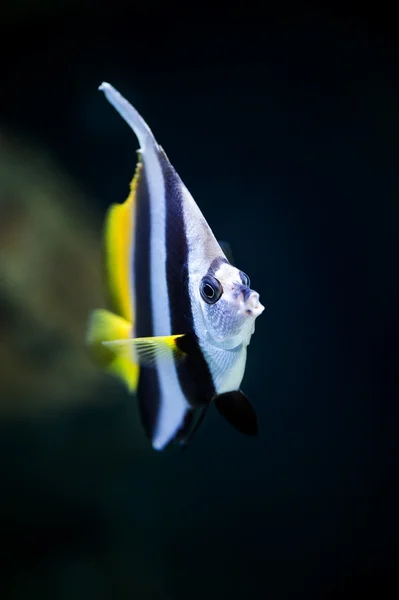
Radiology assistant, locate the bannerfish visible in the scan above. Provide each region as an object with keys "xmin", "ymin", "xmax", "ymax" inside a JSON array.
[{"xmin": 86, "ymin": 82, "xmax": 265, "ymax": 450}]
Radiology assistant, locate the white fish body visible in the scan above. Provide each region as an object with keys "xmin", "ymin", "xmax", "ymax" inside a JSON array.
[{"xmin": 87, "ymin": 83, "xmax": 264, "ymax": 450}]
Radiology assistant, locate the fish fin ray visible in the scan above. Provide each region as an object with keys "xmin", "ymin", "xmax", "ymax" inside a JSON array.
[
  {"xmin": 214, "ymin": 390, "xmax": 258, "ymax": 436},
  {"xmin": 102, "ymin": 334, "xmax": 187, "ymax": 368},
  {"xmin": 104, "ymin": 161, "xmax": 142, "ymax": 323},
  {"xmin": 86, "ymin": 308, "xmax": 138, "ymax": 392}
]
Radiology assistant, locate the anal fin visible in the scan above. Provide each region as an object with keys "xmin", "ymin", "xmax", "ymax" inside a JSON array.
[{"xmin": 178, "ymin": 404, "xmax": 210, "ymax": 450}]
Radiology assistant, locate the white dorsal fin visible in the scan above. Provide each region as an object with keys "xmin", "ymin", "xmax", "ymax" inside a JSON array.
[{"xmin": 99, "ymin": 82, "xmax": 157, "ymax": 152}]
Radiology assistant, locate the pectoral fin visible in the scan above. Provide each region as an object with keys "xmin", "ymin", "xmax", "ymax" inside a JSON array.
[
  {"xmin": 218, "ymin": 240, "xmax": 235, "ymax": 266},
  {"xmin": 214, "ymin": 390, "xmax": 258, "ymax": 436},
  {"xmin": 102, "ymin": 334, "xmax": 187, "ymax": 367}
]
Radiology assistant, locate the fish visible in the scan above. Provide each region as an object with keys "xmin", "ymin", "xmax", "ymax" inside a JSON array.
[{"xmin": 86, "ymin": 82, "xmax": 265, "ymax": 451}]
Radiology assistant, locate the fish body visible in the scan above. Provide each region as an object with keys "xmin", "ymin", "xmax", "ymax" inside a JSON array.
[{"xmin": 87, "ymin": 83, "xmax": 264, "ymax": 450}]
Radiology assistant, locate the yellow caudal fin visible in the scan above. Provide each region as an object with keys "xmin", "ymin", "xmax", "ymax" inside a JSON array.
[
  {"xmin": 86, "ymin": 308, "xmax": 139, "ymax": 392},
  {"xmin": 104, "ymin": 159, "xmax": 142, "ymax": 324}
]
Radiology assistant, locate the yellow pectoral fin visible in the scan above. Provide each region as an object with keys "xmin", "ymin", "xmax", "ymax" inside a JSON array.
[
  {"xmin": 102, "ymin": 334, "xmax": 187, "ymax": 368},
  {"xmin": 86, "ymin": 308, "xmax": 139, "ymax": 392}
]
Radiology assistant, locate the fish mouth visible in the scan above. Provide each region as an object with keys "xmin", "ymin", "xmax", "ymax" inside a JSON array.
[{"xmin": 244, "ymin": 291, "xmax": 264, "ymax": 317}]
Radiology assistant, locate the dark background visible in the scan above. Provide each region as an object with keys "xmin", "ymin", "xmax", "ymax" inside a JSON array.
[{"xmin": 0, "ymin": 5, "xmax": 398, "ymax": 599}]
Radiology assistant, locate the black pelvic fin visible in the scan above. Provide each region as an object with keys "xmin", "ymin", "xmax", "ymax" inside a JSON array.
[
  {"xmin": 218, "ymin": 240, "xmax": 235, "ymax": 266},
  {"xmin": 214, "ymin": 390, "xmax": 258, "ymax": 436}
]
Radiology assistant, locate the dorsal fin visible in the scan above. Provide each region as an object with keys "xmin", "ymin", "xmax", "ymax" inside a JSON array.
[
  {"xmin": 99, "ymin": 82, "xmax": 157, "ymax": 152},
  {"xmin": 104, "ymin": 161, "xmax": 141, "ymax": 324}
]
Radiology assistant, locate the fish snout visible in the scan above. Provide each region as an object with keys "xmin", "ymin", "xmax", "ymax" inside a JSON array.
[{"xmin": 245, "ymin": 291, "xmax": 264, "ymax": 317}]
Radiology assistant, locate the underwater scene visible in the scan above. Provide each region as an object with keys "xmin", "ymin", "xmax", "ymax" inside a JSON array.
[{"xmin": 0, "ymin": 6, "xmax": 397, "ymax": 599}]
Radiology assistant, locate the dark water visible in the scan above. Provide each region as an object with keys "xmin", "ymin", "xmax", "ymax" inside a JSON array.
[{"xmin": 1, "ymin": 7, "xmax": 397, "ymax": 599}]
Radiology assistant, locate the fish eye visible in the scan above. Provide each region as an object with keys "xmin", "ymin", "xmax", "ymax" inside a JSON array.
[
  {"xmin": 200, "ymin": 275, "xmax": 223, "ymax": 304},
  {"xmin": 240, "ymin": 271, "xmax": 250, "ymax": 287}
]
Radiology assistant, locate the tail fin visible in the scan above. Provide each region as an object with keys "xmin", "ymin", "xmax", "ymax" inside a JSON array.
[{"xmin": 86, "ymin": 308, "xmax": 139, "ymax": 392}]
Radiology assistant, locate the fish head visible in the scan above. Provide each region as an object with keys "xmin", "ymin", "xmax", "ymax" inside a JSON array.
[{"xmin": 194, "ymin": 259, "xmax": 265, "ymax": 350}]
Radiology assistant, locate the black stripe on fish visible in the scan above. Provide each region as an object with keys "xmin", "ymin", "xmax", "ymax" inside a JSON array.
[
  {"xmin": 208, "ymin": 256, "xmax": 229, "ymax": 277},
  {"xmin": 160, "ymin": 151, "xmax": 216, "ymax": 414},
  {"xmin": 134, "ymin": 161, "xmax": 161, "ymax": 441}
]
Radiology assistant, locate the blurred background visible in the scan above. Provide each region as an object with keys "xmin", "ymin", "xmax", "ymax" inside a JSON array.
[{"xmin": 0, "ymin": 4, "xmax": 397, "ymax": 599}]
